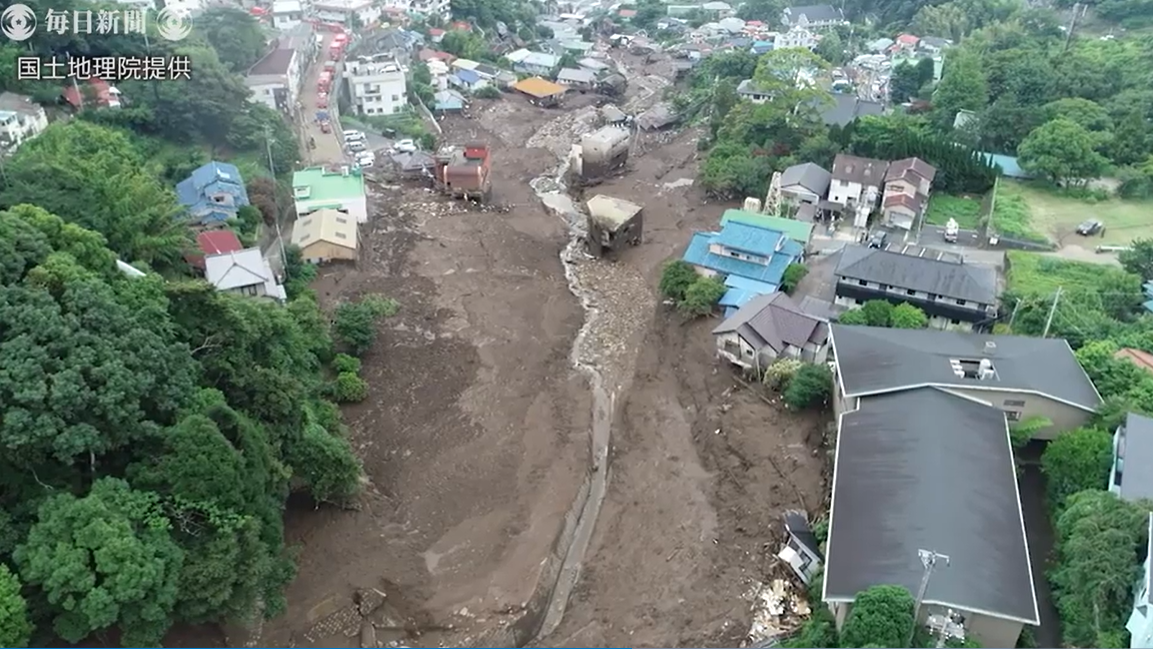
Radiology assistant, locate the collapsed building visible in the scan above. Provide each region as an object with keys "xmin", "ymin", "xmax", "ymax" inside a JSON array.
[
  {"xmin": 433, "ymin": 143, "xmax": 491, "ymax": 201},
  {"xmin": 586, "ymin": 194, "xmax": 643, "ymax": 257},
  {"xmin": 570, "ymin": 125, "xmax": 630, "ymax": 184}
]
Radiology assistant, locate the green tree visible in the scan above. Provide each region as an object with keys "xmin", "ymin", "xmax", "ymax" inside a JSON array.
[
  {"xmin": 333, "ymin": 296, "xmax": 400, "ymax": 355},
  {"xmin": 1051, "ymin": 490, "xmax": 1148, "ymax": 648},
  {"xmin": 196, "ymin": 7, "xmax": 268, "ymax": 72},
  {"xmin": 861, "ymin": 299, "xmax": 893, "ymax": 327},
  {"xmin": 932, "ymin": 50, "xmax": 988, "ymax": 131},
  {"xmin": 889, "ymin": 61, "xmax": 922, "ymax": 103},
  {"xmin": 783, "ymin": 364, "xmax": 833, "ymax": 410},
  {"xmin": 1018, "ymin": 118, "xmax": 1110, "ymax": 185},
  {"xmin": 0, "ymin": 564, "xmax": 31, "ymax": 649},
  {"xmin": 838, "ymin": 308, "xmax": 869, "ymax": 325},
  {"xmin": 889, "ymin": 302, "xmax": 928, "ymax": 328},
  {"xmin": 815, "ymin": 31, "xmax": 846, "ymax": 65},
  {"xmin": 1042, "ymin": 97, "xmax": 1113, "ymax": 134},
  {"xmin": 840, "ymin": 585, "xmax": 916, "ymax": 648},
  {"xmin": 0, "ymin": 123, "xmax": 192, "ymax": 269},
  {"xmin": 679, "ymin": 276, "xmax": 727, "ymax": 316},
  {"xmin": 781, "ymin": 263, "xmax": 809, "ymax": 294},
  {"xmin": 660, "ymin": 260, "xmax": 700, "ymax": 301},
  {"xmin": 15, "ymin": 478, "xmax": 184, "ymax": 646},
  {"xmin": 1119, "ymin": 239, "xmax": 1153, "ymax": 281},
  {"xmin": 332, "ymin": 372, "xmax": 369, "ymax": 403},
  {"xmin": 1041, "ymin": 427, "xmax": 1114, "ymax": 511}
]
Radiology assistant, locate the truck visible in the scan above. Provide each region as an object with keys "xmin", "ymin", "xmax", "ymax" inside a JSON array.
[{"xmin": 944, "ymin": 218, "xmax": 959, "ymax": 243}]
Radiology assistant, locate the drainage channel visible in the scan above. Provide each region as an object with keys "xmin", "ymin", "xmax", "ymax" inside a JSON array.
[{"xmin": 527, "ymin": 164, "xmax": 614, "ymax": 643}]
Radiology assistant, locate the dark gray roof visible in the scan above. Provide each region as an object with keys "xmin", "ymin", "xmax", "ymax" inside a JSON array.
[
  {"xmin": 831, "ymin": 153, "xmax": 888, "ymax": 185},
  {"xmin": 780, "ymin": 162, "xmax": 832, "ymax": 196},
  {"xmin": 784, "ymin": 510, "xmax": 823, "ymax": 559},
  {"xmin": 820, "ymin": 93, "xmax": 885, "ymax": 127},
  {"xmin": 824, "ymin": 388, "xmax": 1039, "ymax": 624},
  {"xmin": 829, "ymin": 324, "xmax": 1103, "ymax": 409},
  {"xmin": 834, "ymin": 244, "xmax": 996, "ymax": 304},
  {"xmin": 920, "ymin": 36, "xmax": 952, "ymax": 49},
  {"xmin": 1118, "ymin": 412, "xmax": 1153, "ymax": 501},
  {"xmin": 785, "ymin": 4, "xmax": 842, "ymax": 22},
  {"xmin": 712, "ymin": 292, "xmax": 829, "ymax": 353}
]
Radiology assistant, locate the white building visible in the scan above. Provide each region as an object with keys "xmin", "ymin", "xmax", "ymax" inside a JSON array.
[
  {"xmin": 0, "ymin": 92, "xmax": 48, "ymax": 154},
  {"xmin": 272, "ymin": 0, "xmax": 305, "ymax": 29},
  {"xmin": 292, "ymin": 165, "xmax": 369, "ymax": 224},
  {"xmin": 775, "ymin": 26, "xmax": 818, "ymax": 50},
  {"xmin": 162, "ymin": 0, "xmax": 205, "ymax": 15},
  {"xmin": 244, "ymin": 48, "xmax": 302, "ymax": 113},
  {"xmin": 314, "ymin": 0, "xmax": 381, "ymax": 26},
  {"xmin": 204, "ymin": 249, "xmax": 286, "ymax": 302},
  {"xmin": 344, "ymin": 53, "xmax": 407, "ymax": 116},
  {"xmin": 410, "ymin": 0, "xmax": 451, "ymax": 22}
]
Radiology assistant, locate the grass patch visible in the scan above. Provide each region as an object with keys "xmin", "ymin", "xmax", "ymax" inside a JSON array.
[
  {"xmin": 924, "ymin": 194, "xmax": 983, "ymax": 229},
  {"xmin": 1005, "ymin": 180, "xmax": 1153, "ymax": 246},
  {"xmin": 990, "ymin": 181, "xmax": 1050, "ymax": 244},
  {"xmin": 1006, "ymin": 250, "xmax": 1132, "ymax": 295}
]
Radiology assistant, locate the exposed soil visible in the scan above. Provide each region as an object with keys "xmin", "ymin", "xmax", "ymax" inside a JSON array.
[{"xmin": 167, "ymin": 47, "xmax": 830, "ymax": 649}]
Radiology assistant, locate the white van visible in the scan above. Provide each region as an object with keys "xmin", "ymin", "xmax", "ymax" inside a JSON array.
[
  {"xmin": 343, "ymin": 130, "xmax": 366, "ymax": 142},
  {"xmin": 347, "ymin": 140, "xmax": 366, "ymax": 153}
]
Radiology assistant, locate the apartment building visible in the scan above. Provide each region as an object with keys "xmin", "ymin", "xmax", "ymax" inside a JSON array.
[
  {"xmin": 245, "ymin": 48, "xmax": 302, "ymax": 113},
  {"xmin": 344, "ymin": 53, "xmax": 407, "ymax": 116}
]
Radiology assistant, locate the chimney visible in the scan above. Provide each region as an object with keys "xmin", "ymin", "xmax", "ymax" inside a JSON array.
[{"xmin": 984, "ymin": 341, "xmax": 996, "ymax": 355}]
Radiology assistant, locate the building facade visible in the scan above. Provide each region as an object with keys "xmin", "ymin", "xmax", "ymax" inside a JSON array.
[
  {"xmin": 245, "ymin": 48, "xmax": 301, "ymax": 112},
  {"xmin": 344, "ymin": 53, "xmax": 407, "ymax": 116},
  {"xmin": 0, "ymin": 92, "xmax": 48, "ymax": 154}
]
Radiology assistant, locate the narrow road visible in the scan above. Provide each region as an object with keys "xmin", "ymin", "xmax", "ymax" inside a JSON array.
[{"xmin": 302, "ymin": 30, "xmax": 346, "ymax": 165}]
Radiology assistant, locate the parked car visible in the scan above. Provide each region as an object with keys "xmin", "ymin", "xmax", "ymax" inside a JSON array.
[
  {"xmin": 867, "ymin": 230, "xmax": 888, "ymax": 249},
  {"xmin": 347, "ymin": 140, "xmax": 366, "ymax": 153},
  {"xmin": 358, "ymin": 157, "xmax": 374, "ymax": 169},
  {"xmin": 393, "ymin": 138, "xmax": 417, "ymax": 153},
  {"xmin": 344, "ymin": 130, "xmax": 366, "ymax": 142},
  {"xmin": 319, "ymin": 122, "xmax": 331, "ymax": 133},
  {"xmin": 1076, "ymin": 219, "xmax": 1104, "ymax": 236}
]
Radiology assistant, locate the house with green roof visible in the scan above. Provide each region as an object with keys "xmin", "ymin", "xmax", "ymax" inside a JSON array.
[
  {"xmin": 292, "ymin": 165, "xmax": 368, "ymax": 224},
  {"xmin": 720, "ymin": 209, "xmax": 814, "ymax": 250}
]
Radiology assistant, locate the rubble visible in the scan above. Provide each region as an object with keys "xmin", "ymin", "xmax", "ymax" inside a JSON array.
[{"xmin": 743, "ymin": 578, "xmax": 813, "ymax": 647}]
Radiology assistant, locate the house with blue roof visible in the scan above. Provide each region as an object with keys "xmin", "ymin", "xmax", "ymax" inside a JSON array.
[
  {"xmin": 450, "ymin": 68, "xmax": 489, "ymax": 92},
  {"xmin": 681, "ymin": 221, "xmax": 804, "ymax": 315},
  {"xmin": 176, "ymin": 161, "xmax": 249, "ymax": 225},
  {"xmin": 979, "ymin": 152, "xmax": 1033, "ymax": 179}
]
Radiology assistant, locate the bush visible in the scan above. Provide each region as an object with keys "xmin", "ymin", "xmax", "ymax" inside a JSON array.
[
  {"xmin": 838, "ymin": 308, "xmax": 869, "ymax": 325},
  {"xmin": 764, "ymin": 358, "xmax": 803, "ymax": 390},
  {"xmin": 473, "ymin": 85, "xmax": 502, "ymax": 99},
  {"xmin": 331, "ymin": 371, "xmax": 368, "ymax": 403},
  {"xmin": 783, "ymin": 364, "xmax": 832, "ymax": 410},
  {"xmin": 860, "ymin": 299, "xmax": 893, "ymax": 326},
  {"xmin": 781, "ymin": 263, "xmax": 809, "ymax": 294},
  {"xmin": 289, "ymin": 423, "xmax": 363, "ymax": 504},
  {"xmin": 1040, "ymin": 427, "xmax": 1114, "ymax": 512},
  {"xmin": 332, "ymin": 353, "xmax": 362, "ymax": 375},
  {"xmin": 889, "ymin": 302, "xmax": 928, "ymax": 329},
  {"xmin": 678, "ymin": 276, "xmax": 727, "ymax": 316},
  {"xmin": 659, "ymin": 260, "xmax": 698, "ymax": 301},
  {"xmin": 840, "ymin": 585, "xmax": 916, "ymax": 649},
  {"xmin": 333, "ymin": 295, "xmax": 400, "ymax": 355}
]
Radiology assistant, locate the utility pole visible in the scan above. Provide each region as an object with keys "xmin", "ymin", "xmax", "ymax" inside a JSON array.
[
  {"xmin": 264, "ymin": 126, "xmax": 288, "ymax": 272},
  {"xmin": 908, "ymin": 549, "xmax": 950, "ymax": 648},
  {"xmin": 1042, "ymin": 286, "xmax": 1063, "ymax": 338},
  {"xmin": 1063, "ymin": 3, "xmax": 1086, "ymax": 53},
  {"xmin": 1008, "ymin": 297, "xmax": 1023, "ymax": 329}
]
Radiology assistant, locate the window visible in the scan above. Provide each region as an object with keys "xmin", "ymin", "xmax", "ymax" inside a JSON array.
[
  {"xmin": 393, "ymin": 106, "xmax": 401, "ymax": 113},
  {"xmin": 857, "ymin": 279, "xmax": 867, "ymax": 286},
  {"xmin": 244, "ymin": 285, "xmax": 258, "ymax": 296},
  {"xmin": 335, "ymin": 232, "xmax": 347, "ymax": 239},
  {"xmin": 729, "ymin": 251, "xmax": 740, "ymax": 258},
  {"xmin": 1004, "ymin": 399, "xmax": 1026, "ymax": 407},
  {"xmin": 877, "ymin": 284, "xmax": 887, "ymax": 291},
  {"xmin": 906, "ymin": 288, "xmax": 915, "ymax": 296},
  {"xmin": 950, "ymin": 319, "xmax": 961, "ymax": 326},
  {"xmin": 928, "ymin": 293, "xmax": 937, "ymax": 300},
  {"xmin": 1006, "ymin": 411, "xmax": 1022, "ymax": 421},
  {"xmin": 336, "ymin": 217, "xmax": 348, "ymax": 224},
  {"xmin": 956, "ymin": 299, "xmax": 967, "ymax": 306}
]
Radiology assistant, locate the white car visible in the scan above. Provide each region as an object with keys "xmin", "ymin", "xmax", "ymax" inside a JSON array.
[
  {"xmin": 347, "ymin": 140, "xmax": 366, "ymax": 153},
  {"xmin": 393, "ymin": 138, "xmax": 417, "ymax": 153},
  {"xmin": 358, "ymin": 157, "xmax": 375, "ymax": 168},
  {"xmin": 343, "ymin": 129, "xmax": 365, "ymax": 141}
]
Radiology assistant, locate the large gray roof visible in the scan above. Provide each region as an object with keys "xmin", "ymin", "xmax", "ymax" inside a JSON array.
[
  {"xmin": 712, "ymin": 292, "xmax": 828, "ymax": 353},
  {"xmin": 825, "ymin": 388, "xmax": 1039, "ymax": 624},
  {"xmin": 820, "ymin": 94, "xmax": 884, "ymax": 127},
  {"xmin": 829, "ymin": 324, "xmax": 1102, "ymax": 409},
  {"xmin": 780, "ymin": 162, "xmax": 832, "ymax": 195},
  {"xmin": 1118, "ymin": 412, "xmax": 1153, "ymax": 501},
  {"xmin": 834, "ymin": 244, "xmax": 997, "ymax": 304},
  {"xmin": 785, "ymin": 4, "xmax": 842, "ymax": 22}
]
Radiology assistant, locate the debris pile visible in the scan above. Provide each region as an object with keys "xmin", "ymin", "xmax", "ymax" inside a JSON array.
[
  {"xmin": 525, "ymin": 105, "xmax": 602, "ymax": 158},
  {"xmin": 743, "ymin": 578, "xmax": 813, "ymax": 648}
]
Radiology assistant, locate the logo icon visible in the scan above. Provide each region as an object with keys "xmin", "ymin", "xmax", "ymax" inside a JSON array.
[
  {"xmin": 155, "ymin": 7, "xmax": 191, "ymax": 41},
  {"xmin": 1, "ymin": 4, "xmax": 36, "ymax": 41}
]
